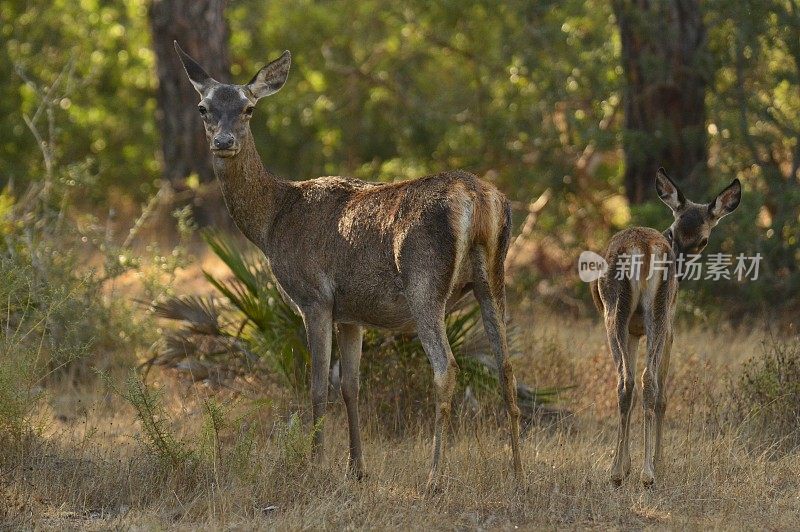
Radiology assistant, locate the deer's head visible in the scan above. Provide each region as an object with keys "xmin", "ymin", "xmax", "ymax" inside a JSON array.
[
  {"xmin": 174, "ymin": 41, "xmax": 290, "ymax": 158},
  {"xmin": 655, "ymin": 167, "xmax": 742, "ymax": 256}
]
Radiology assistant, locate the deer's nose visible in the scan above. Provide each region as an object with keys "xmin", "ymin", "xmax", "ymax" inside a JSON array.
[{"xmin": 213, "ymin": 133, "xmax": 235, "ymax": 150}]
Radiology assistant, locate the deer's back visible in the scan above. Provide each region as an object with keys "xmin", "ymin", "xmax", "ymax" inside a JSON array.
[{"xmin": 265, "ymin": 170, "xmax": 509, "ymax": 328}]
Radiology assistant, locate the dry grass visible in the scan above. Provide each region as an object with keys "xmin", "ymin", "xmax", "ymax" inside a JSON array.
[{"xmin": 2, "ymin": 306, "xmax": 799, "ymax": 530}]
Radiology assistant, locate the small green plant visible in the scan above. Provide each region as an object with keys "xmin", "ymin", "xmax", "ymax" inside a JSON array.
[
  {"xmin": 114, "ymin": 371, "xmax": 194, "ymax": 468},
  {"xmin": 0, "ymin": 251, "xmax": 97, "ymax": 445},
  {"xmin": 103, "ymin": 369, "xmax": 274, "ymax": 480},
  {"xmin": 272, "ymin": 412, "xmax": 316, "ymax": 471},
  {"xmin": 199, "ymin": 397, "xmax": 228, "ymax": 467}
]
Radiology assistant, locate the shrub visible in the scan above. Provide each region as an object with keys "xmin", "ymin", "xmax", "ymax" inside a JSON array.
[
  {"xmin": 0, "ymin": 173, "xmax": 186, "ymax": 447},
  {"xmin": 734, "ymin": 337, "xmax": 800, "ymax": 450}
]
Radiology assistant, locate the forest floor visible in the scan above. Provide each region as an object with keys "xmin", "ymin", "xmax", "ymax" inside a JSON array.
[{"xmin": 3, "ymin": 300, "xmax": 799, "ymax": 530}]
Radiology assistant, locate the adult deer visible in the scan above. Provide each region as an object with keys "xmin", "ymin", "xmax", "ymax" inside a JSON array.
[
  {"xmin": 591, "ymin": 168, "xmax": 741, "ymax": 487},
  {"xmin": 174, "ymin": 43, "xmax": 522, "ymax": 487}
]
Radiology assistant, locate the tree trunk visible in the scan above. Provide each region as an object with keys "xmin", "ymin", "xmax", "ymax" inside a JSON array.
[
  {"xmin": 614, "ymin": 0, "xmax": 709, "ymax": 204},
  {"xmin": 149, "ymin": 0, "xmax": 230, "ymax": 224}
]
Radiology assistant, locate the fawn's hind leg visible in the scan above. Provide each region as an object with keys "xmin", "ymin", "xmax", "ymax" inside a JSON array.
[
  {"xmin": 607, "ymin": 318, "xmax": 637, "ymax": 485},
  {"xmin": 640, "ymin": 282, "xmax": 672, "ymax": 487},
  {"xmin": 654, "ymin": 330, "xmax": 673, "ymax": 467},
  {"xmin": 599, "ymin": 276, "xmax": 637, "ymax": 486}
]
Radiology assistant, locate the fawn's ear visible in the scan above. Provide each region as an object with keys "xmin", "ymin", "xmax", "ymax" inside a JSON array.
[
  {"xmin": 708, "ymin": 178, "xmax": 742, "ymax": 221},
  {"xmin": 174, "ymin": 41, "xmax": 218, "ymax": 95},
  {"xmin": 246, "ymin": 51, "xmax": 291, "ymax": 100},
  {"xmin": 655, "ymin": 167, "xmax": 686, "ymax": 213}
]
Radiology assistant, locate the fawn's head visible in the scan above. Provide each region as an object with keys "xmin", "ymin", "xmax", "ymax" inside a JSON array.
[
  {"xmin": 174, "ymin": 41, "xmax": 291, "ymax": 158},
  {"xmin": 655, "ymin": 167, "xmax": 742, "ymax": 255}
]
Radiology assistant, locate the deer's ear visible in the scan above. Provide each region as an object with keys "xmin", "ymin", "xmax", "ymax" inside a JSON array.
[
  {"xmin": 655, "ymin": 167, "xmax": 686, "ymax": 212},
  {"xmin": 174, "ymin": 41, "xmax": 218, "ymax": 95},
  {"xmin": 708, "ymin": 178, "xmax": 742, "ymax": 221},
  {"xmin": 246, "ymin": 51, "xmax": 291, "ymax": 100}
]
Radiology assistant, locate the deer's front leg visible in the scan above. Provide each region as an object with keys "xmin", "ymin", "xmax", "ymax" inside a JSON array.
[
  {"xmin": 304, "ymin": 306, "xmax": 333, "ymax": 460},
  {"xmin": 337, "ymin": 323, "xmax": 365, "ymax": 479}
]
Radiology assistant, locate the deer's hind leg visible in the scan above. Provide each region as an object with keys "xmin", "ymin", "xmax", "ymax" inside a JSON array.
[
  {"xmin": 399, "ymin": 219, "xmax": 462, "ymax": 490},
  {"xmin": 640, "ymin": 280, "xmax": 673, "ymax": 487},
  {"xmin": 601, "ymin": 281, "xmax": 637, "ymax": 486},
  {"xmin": 414, "ymin": 307, "xmax": 459, "ymax": 491},
  {"xmin": 654, "ymin": 330, "xmax": 672, "ymax": 467},
  {"xmin": 470, "ymin": 246, "xmax": 522, "ymax": 476},
  {"xmin": 404, "ymin": 274, "xmax": 459, "ymax": 491}
]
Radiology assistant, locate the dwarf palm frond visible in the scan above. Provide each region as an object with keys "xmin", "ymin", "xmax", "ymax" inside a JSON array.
[{"xmin": 152, "ymin": 295, "xmax": 222, "ymax": 335}]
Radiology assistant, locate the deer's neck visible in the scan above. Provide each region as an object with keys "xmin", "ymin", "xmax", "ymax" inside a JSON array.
[{"xmin": 212, "ymin": 132, "xmax": 289, "ymax": 247}]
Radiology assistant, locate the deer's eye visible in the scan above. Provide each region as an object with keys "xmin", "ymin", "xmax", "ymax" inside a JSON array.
[
  {"xmin": 244, "ymin": 106, "xmax": 255, "ymax": 116},
  {"xmin": 198, "ymin": 105, "xmax": 207, "ymax": 116}
]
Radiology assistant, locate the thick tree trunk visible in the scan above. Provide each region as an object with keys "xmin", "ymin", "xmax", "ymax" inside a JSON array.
[
  {"xmin": 149, "ymin": 0, "xmax": 230, "ymax": 224},
  {"xmin": 614, "ymin": 0, "xmax": 709, "ymax": 203}
]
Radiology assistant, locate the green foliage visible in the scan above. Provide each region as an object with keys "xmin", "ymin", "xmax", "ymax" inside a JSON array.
[
  {"xmin": 702, "ymin": 0, "xmax": 800, "ymax": 309},
  {"xmin": 229, "ymin": 0, "xmax": 617, "ymax": 198},
  {"xmin": 3, "ymin": 0, "xmax": 796, "ymax": 314},
  {"xmin": 1, "ymin": 0, "xmax": 159, "ymax": 197}
]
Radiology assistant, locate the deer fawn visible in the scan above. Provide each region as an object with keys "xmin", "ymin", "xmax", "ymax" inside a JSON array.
[
  {"xmin": 591, "ymin": 168, "xmax": 741, "ymax": 487},
  {"xmin": 174, "ymin": 43, "xmax": 522, "ymax": 487}
]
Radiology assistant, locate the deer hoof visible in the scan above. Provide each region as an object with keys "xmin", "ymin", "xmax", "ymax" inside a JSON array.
[
  {"xmin": 347, "ymin": 461, "xmax": 367, "ymax": 481},
  {"xmin": 425, "ymin": 473, "xmax": 444, "ymax": 495},
  {"xmin": 610, "ymin": 460, "xmax": 630, "ymax": 487}
]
